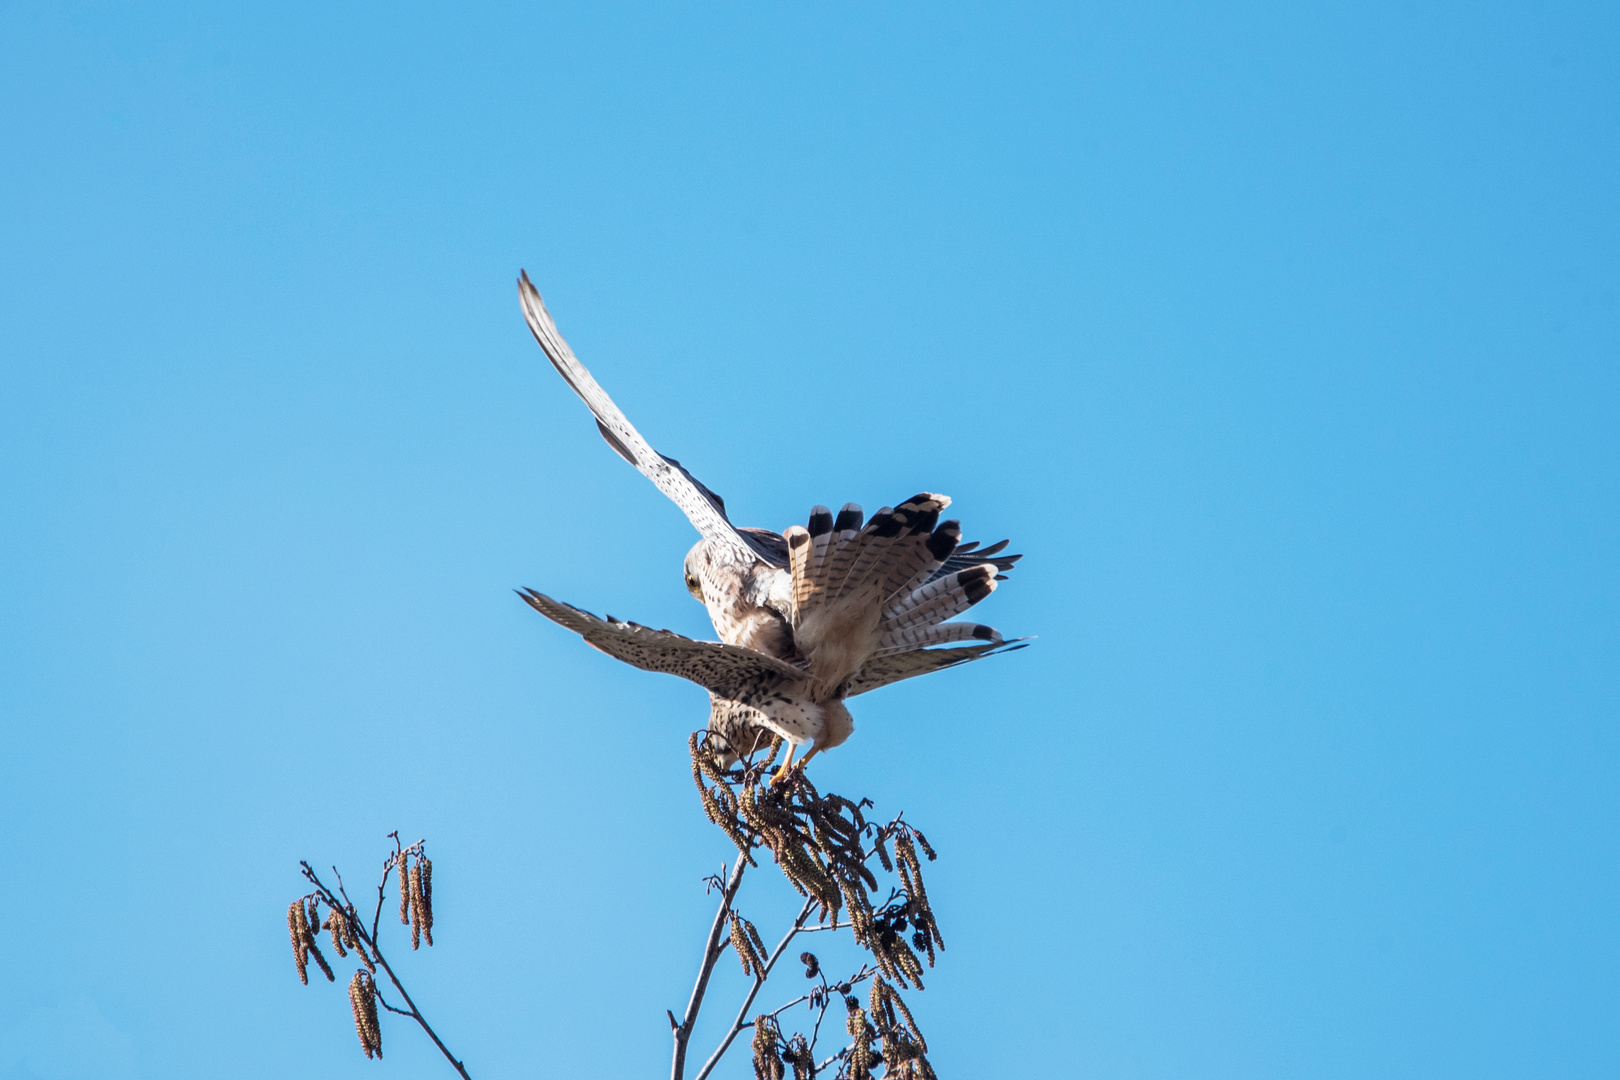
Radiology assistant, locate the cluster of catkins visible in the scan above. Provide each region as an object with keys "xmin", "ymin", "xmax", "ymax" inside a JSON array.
[
  {"xmin": 288, "ymin": 895, "xmax": 371, "ymax": 986},
  {"xmin": 396, "ymin": 847, "xmax": 435, "ymax": 949},
  {"xmin": 286, "ymin": 842, "xmax": 434, "ymax": 1060},
  {"xmin": 691, "ymin": 733, "xmax": 942, "ymax": 1077},
  {"xmin": 689, "ymin": 733, "xmax": 944, "ymax": 990},
  {"xmin": 288, "ymin": 892, "xmax": 383, "ymax": 1057},
  {"xmin": 349, "ymin": 970, "xmax": 383, "ymax": 1058},
  {"xmin": 747, "ymin": 972, "xmax": 937, "ymax": 1080}
]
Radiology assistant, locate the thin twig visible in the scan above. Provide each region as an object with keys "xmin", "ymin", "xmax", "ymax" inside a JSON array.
[
  {"xmin": 375, "ymin": 990, "xmax": 415, "ymax": 1018},
  {"xmin": 692, "ymin": 895, "xmax": 818, "ymax": 1080},
  {"xmin": 671, "ymin": 856, "xmax": 748, "ymax": 1080}
]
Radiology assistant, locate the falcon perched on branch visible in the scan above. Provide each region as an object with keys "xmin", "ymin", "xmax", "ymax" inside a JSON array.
[{"xmin": 516, "ymin": 271, "xmax": 1024, "ymax": 778}]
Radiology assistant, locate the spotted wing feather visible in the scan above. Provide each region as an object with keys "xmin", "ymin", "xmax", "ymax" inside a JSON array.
[
  {"xmin": 517, "ymin": 272, "xmax": 782, "ymax": 567},
  {"xmin": 518, "ymin": 589, "xmax": 803, "ymax": 695}
]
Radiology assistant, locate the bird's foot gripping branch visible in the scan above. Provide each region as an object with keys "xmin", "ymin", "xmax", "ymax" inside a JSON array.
[{"xmin": 677, "ymin": 732, "xmax": 942, "ymax": 1080}]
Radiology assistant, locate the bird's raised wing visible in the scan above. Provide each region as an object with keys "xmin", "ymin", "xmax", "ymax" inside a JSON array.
[
  {"xmin": 518, "ymin": 272, "xmax": 783, "ymax": 567},
  {"xmin": 843, "ymin": 639, "xmax": 1030, "ymax": 698},
  {"xmin": 519, "ymin": 589, "xmax": 804, "ymax": 696}
]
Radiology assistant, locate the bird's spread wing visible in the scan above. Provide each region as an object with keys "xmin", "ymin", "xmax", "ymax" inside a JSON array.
[
  {"xmin": 517, "ymin": 272, "xmax": 783, "ymax": 567},
  {"xmin": 843, "ymin": 639, "xmax": 1030, "ymax": 698},
  {"xmin": 519, "ymin": 589, "xmax": 804, "ymax": 696}
]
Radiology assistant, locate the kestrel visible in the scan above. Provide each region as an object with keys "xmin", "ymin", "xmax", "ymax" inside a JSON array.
[{"xmin": 516, "ymin": 272, "xmax": 1023, "ymax": 778}]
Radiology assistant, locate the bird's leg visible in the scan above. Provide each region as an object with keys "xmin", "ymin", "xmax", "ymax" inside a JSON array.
[
  {"xmin": 770, "ymin": 742, "xmax": 799, "ymax": 785},
  {"xmin": 772, "ymin": 744, "xmax": 823, "ymax": 786}
]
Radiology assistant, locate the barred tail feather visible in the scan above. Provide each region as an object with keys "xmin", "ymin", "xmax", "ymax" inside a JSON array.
[
  {"xmin": 874, "ymin": 619, "xmax": 1001, "ymax": 657},
  {"xmin": 801, "ymin": 502, "xmax": 864, "ymax": 621},
  {"xmin": 881, "ymin": 563, "xmax": 997, "ymax": 634},
  {"xmin": 829, "ymin": 494, "xmax": 950, "ymax": 603},
  {"xmin": 845, "ymin": 638, "xmax": 1031, "ymax": 697}
]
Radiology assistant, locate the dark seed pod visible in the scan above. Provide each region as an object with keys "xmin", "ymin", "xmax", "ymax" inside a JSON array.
[
  {"xmin": 785, "ymin": 1034, "xmax": 814, "ymax": 1080},
  {"xmin": 799, "ymin": 951, "xmax": 819, "ymax": 979}
]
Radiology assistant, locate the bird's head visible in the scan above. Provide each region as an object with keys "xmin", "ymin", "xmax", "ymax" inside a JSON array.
[{"xmin": 682, "ymin": 541, "xmax": 709, "ymax": 603}]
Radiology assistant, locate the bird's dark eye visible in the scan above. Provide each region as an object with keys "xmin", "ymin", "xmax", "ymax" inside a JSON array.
[{"xmin": 685, "ymin": 574, "xmax": 702, "ymax": 599}]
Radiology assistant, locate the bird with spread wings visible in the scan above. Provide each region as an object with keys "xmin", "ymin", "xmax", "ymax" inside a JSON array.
[{"xmin": 516, "ymin": 271, "xmax": 1024, "ymax": 780}]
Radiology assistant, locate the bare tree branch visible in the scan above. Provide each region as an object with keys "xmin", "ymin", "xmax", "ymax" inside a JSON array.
[
  {"xmin": 692, "ymin": 895, "xmax": 817, "ymax": 1080},
  {"xmin": 670, "ymin": 856, "xmax": 748, "ymax": 1080},
  {"xmin": 300, "ymin": 856, "xmax": 469, "ymax": 1080}
]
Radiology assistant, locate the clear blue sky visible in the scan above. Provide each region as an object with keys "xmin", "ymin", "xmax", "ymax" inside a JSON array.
[{"xmin": 2, "ymin": 2, "xmax": 1616, "ymax": 1078}]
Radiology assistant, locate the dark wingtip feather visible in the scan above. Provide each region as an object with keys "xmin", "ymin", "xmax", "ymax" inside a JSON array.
[
  {"xmin": 834, "ymin": 503, "xmax": 864, "ymax": 533},
  {"xmin": 961, "ymin": 564, "xmax": 996, "ymax": 605},
  {"xmin": 808, "ymin": 506, "xmax": 834, "ymax": 536},
  {"xmin": 926, "ymin": 520, "xmax": 961, "ymax": 561},
  {"xmin": 868, "ymin": 509, "xmax": 902, "ymax": 538}
]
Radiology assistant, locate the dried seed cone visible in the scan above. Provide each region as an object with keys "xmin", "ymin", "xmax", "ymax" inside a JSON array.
[
  {"xmin": 786, "ymin": 1035, "xmax": 814, "ymax": 1080},
  {"xmin": 288, "ymin": 901, "xmax": 309, "ymax": 984}
]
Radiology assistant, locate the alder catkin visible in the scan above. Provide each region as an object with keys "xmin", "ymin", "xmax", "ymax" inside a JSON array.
[
  {"xmin": 288, "ymin": 901, "xmax": 309, "ymax": 985},
  {"xmin": 845, "ymin": 999, "xmax": 873, "ymax": 1080},
  {"xmin": 306, "ymin": 936, "xmax": 335, "ymax": 983},
  {"xmin": 398, "ymin": 854, "xmax": 411, "ymax": 925},
  {"xmin": 418, "ymin": 855, "xmax": 433, "ymax": 945},
  {"xmin": 363, "ymin": 972, "xmax": 382, "ymax": 1058},
  {"xmin": 729, "ymin": 914, "xmax": 756, "ymax": 977},
  {"xmin": 327, "ymin": 905, "xmax": 348, "ymax": 958},
  {"xmin": 349, "ymin": 969, "xmax": 382, "ymax": 1058},
  {"xmin": 408, "ymin": 864, "xmax": 423, "ymax": 950},
  {"xmin": 750, "ymin": 1014, "xmax": 785, "ymax": 1080}
]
